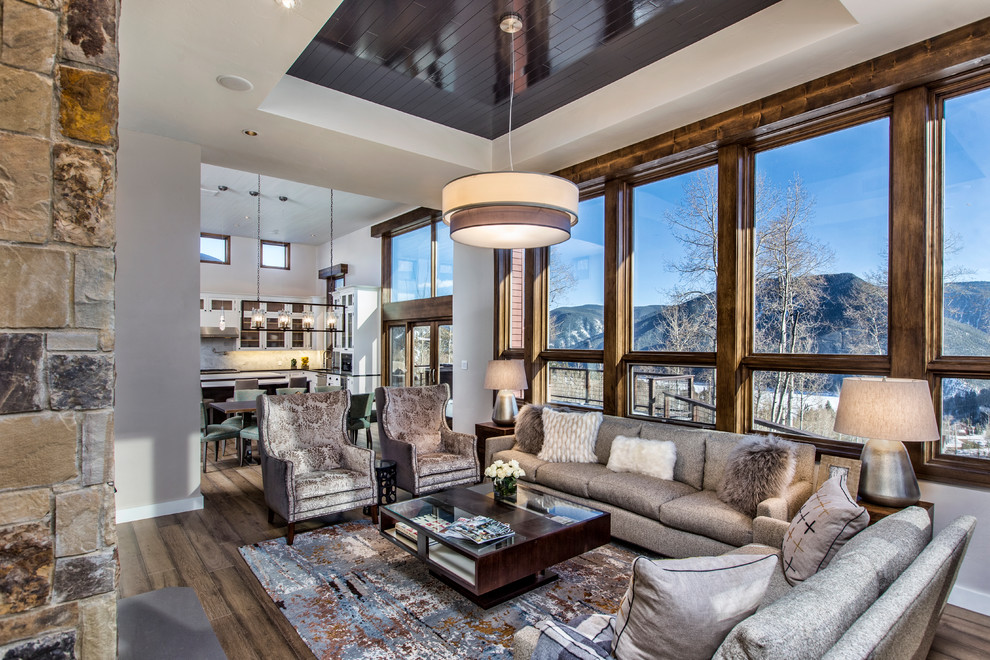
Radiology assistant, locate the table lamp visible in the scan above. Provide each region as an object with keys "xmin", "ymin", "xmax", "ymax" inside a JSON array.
[
  {"xmin": 484, "ymin": 359, "xmax": 528, "ymax": 427},
  {"xmin": 833, "ymin": 377, "xmax": 939, "ymax": 507}
]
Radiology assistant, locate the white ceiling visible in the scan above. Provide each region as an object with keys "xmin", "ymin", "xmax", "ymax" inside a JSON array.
[
  {"xmin": 119, "ymin": 0, "xmax": 990, "ymax": 244},
  {"xmin": 199, "ymin": 164, "xmax": 409, "ymax": 244}
]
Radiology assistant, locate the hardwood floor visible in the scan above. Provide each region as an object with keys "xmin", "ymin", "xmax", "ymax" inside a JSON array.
[{"xmin": 117, "ymin": 436, "xmax": 990, "ymax": 660}]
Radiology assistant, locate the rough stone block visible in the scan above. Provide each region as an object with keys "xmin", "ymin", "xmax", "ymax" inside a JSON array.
[
  {"xmin": 98, "ymin": 328, "xmax": 113, "ymax": 351},
  {"xmin": 0, "ymin": 333, "xmax": 45, "ymax": 414},
  {"xmin": 52, "ymin": 548, "xmax": 115, "ymax": 603},
  {"xmin": 0, "ymin": 413, "xmax": 78, "ymax": 489},
  {"xmin": 0, "ymin": 603, "xmax": 77, "ymax": 654},
  {"xmin": 62, "ymin": 0, "xmax": 118, "ymax": 71},
  {"xmin": 19, "ymin": 0, "xmax": 59, "ymax": 10},
  {"xmin": 53, "ymin": 143, "xmax": 114, "ymax": 247},
  {"xmin": 100, "ymin": 483, "xmax": 116, "ymax": 547},
  {"xmin": 0, "ymin": 65, "xmax": 52, "ymax": 136},
  {"xmin": 0, "ymin": 246, "xmax": 71, "ymax": 328},
  {"xmin": 81, "ymin": 410, "xmax": 112, "ymax": 486},
  {"xmin": 47, "ymin": 331, "xmax": 99, "ymax": 352},
  {"xmin": 55, "ymin": 489, "xmax": 99, "ymax": 557},
  {"xmin": 0, "ymin": 630, "xmax": 76, "ymax": 660},
  {"xmin": 0, "ymin": 133, "xmax": 51, "ymax": 244},
  {"xmin": 1, "ymin": 0, "xmax": 58, "ymax": 73},
  {"xmin": 58, "ymin": 66, "xmax": 117, "ymax": 146},
  {"xmin": 0, "ymin": 521, "xmax": 54, "ymax": 615},
  {"xmin": 79, "ymin": 592, "xmax": 115, "ymax": 659},
  {"xmin": 49, "ymin": 354, "xmax": 113, "ymax": 410},
  {"xmin": 73, "ymin": 249, "xmax": 114, "ymax": 329},
  {"xmin": 0, "ymin": 489, "xmax": 50, "ymax": 527}
]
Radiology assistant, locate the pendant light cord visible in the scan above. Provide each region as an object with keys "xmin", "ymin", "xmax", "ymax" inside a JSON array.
[
  {"xmin": 508, "ymin": 25, "xmax": 515, "ymax": 171},
  {"xmin": 329, "ymin": 189, "xmax": 334, "ymax": 267},
  {"xmin": 256, "ymin": 174, "xmax": 261, "ymax": 302}
]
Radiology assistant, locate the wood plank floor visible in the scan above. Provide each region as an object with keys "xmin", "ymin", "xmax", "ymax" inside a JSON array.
[{"xmin": 117, "ymin": 432, "xmax": 990, "ymax": 659}]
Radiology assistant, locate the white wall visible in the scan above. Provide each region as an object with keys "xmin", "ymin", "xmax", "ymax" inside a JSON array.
[
  {"xmin": 201, "ymin": 235, "xmax": 322, "ymax": 297},
  {"xmin": 318, "ymin": 225, "xmax": 381, "ymax": 287},
  {"xmin": 115, "ymin": 130, "xmax": 204, "ymax": 521},
  {"xmin": 452, "ymin": 243, "xmax": 495, "ymax": 434},
  {"xmin": 920, "ymin": 479, "xmax": 990, "ymax": 615}
]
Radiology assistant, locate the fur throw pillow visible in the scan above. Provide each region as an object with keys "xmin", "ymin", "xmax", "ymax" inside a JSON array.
[
  {"xmin": 513, "ymin": 404, "xmax": 546, "ymax": 454},
  {"xmin": 607, "ymin": 435, "xmax": 676, "ymax": 480},
  {"xmin": 717, "ymin": 434, "xmax": 796, "ymax": 517}
]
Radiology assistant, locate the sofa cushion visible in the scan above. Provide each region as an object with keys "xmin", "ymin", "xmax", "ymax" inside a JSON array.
[
  {"xmin": 718, "ymin": 435, "xmax": 796, "ymax": 517},
  {"xmin": 539, "ymin": 409, "xmax": 602, "ymax": 463},
  {"xmin": 294, "ymin": 468, "xmax": 372, "ymax": 500},
  {"xmin": 613, "ymin": 553, "xmax": 778, "ymax": 660},
  {"xmin": 831, "ymin": 505, "xmax": 932, "ymax": 593},
  {"xmin": 397, "ymin": 430, "xmax": 443, "ymax": 454},
  {"xmin": 512, "ymin": 404, "xmax": 546, "ymax": 454},
  {"xmin": 417, "ymin": 452, "xmax": 477, "ymax": 477},
  {"xmin": 724, "ymin": 543, "xmax": 793, "ymax": 607},
  {"xmin": 782, "ymin": 475, "xmax": 869, "ymax": 585},
  {"xmin": 492, "ymin": 448, "xmax": 547, "ymax": 482},
  {"xmin": 594, "ymin": 417, "xmax": 643, "ymax": 465},
  {"xmin": 607, "ymin": 436, "xmax": 676, "ymax": 480},
  {"xmin": 536, "ymin": 461, "xmax": 612, "ymax": 498},
  {"xmin": 659, "ymin": 490, "xmax": 754, "ymax": 547},
  {"xmin": 588, "ymin": 471, "xmax": 696, "ymax": 521},
  {"xmin": 640, "ymin": 423, "xmax": 707, "ymax": 490}
]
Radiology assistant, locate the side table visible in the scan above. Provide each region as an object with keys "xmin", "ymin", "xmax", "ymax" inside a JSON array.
[
  {"xmin": 475, "ymin": 421, "xmax": 515, "ymax": 468},
  {"xmin": 860, "ymin": 499, "xmax": 934, "ymax": 526},
  {"xmin": 365, "ymin": 459, "xmax": 397, "ymax": 523}
]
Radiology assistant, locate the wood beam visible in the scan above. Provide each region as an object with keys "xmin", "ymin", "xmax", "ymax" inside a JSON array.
[
  {"xmin": 370, "ymin": 208, "xmax": 437, "ymax": 238},
  {"xmin": 603, "ymin": 178, "xmax": 632, "ymax": 416}
]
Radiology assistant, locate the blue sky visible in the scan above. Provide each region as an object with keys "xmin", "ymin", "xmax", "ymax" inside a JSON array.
[{"xmin": 945, "ymin": 86, "xmax": 990, "ymax": 282}]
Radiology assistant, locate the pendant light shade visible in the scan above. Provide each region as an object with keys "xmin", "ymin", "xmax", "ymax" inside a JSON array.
[
  {"xmin": 277, "ymin": 310, "xmax": 290, "ymax": 329},
  {"xmin": 442, "ymin": 171, "xmax": 579, "ymax": 249},
  {"xmin": 250, "ymin": 306, "xmax": 265, "ymax": 329},
  {"xmin": 302, "ymin": 310, "xmax": 314, "ymax": 329}
]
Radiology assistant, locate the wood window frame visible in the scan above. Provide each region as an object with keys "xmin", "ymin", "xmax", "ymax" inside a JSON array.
[
  {"xmin": 200, "ymin": 232, "xmax": 230, "ymax": 265},
  {"xmin": 260, "ymin": 239, "xmax": 290, "ymax": 270}
]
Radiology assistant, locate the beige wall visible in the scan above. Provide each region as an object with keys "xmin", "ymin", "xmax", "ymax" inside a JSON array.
[{"xmin": 201, "ymin": 235, "xmax": 322, "ymax": 298}]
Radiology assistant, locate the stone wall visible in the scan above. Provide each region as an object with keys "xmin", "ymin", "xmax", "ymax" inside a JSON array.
[{"xmin": 0, "ymin": 0, "xmax": 119, "ymax": 657}]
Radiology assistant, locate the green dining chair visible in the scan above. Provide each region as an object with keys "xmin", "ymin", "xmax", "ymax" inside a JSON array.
[
  {"xmin": 276, "ymin": 387, "xmax": 307, "ymax": 395},
  {"xmin": 239, "ymin": 424, "xmax": 260, "ymax": 466},
  {"xmin": 347, "ymin": 393, "xmax": 374, "ymax": 448},
  {"xmin": 314, "ymin": 385, "xmax": 341, "ymax": 393},
  {"xmin": 221, "ymin": 388, "xmax": 266, "ymax": 430},
  {"xmin": 201, "ymin": 401, "xmax": 240, "ymax": 472}
]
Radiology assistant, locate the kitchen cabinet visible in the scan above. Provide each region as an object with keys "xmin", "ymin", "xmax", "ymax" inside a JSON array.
[{"xmin": 236, "ymin": 296, "xmax": 327, "ymax": 351}]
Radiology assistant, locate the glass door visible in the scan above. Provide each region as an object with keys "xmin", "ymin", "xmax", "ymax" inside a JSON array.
[
  {"xmin": 388, "ymin": 325, "xmax": 406, "ymax": 386},
  {"xmin": 412, "ymin": 324, "xmax": 433, "ymax": 386},
  {"xmin": 386, "ymin": 321, "xmax": 453, "ymax": 389}
]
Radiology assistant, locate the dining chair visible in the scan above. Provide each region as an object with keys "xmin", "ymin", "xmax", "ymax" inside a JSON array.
[
  {"xmin": 226, "ymin": 378, "xmax": 260, "ymax": 402},
  {"xmin": 347, "ymin": 393, "xmax": 374, "ymax": 448},
  {"xmin": 221, "ymin": 388, "xmax": 266, "ymax": 431},
  {"xmin": 288, "ymin": 375, "xmax": 308, "ymax": 390},
  {"xmin": 200, "ymin": 401, "xmax": 240, "ymax": 473},
  {"xmin": 314, "ymin": 385, "xmax": 341, "ymax": 393},
  {"xmin": 276, "ymin": 387, "xmax": 307, "ymax": 396}
]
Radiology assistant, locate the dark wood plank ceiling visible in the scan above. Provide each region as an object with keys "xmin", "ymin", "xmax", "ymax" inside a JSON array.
[{"xmin": 288, "ymin": 0, "xmax": 782, "ymax": 139}]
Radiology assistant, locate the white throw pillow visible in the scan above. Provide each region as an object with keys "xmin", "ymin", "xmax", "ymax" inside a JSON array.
[
  {"xmin": 612, "ymin": 553, "xmax": 778, "ymax": 660},
  {"xmin": 538, "ymin": 408, "xmax": 602, "ymax": 463},
  {"xmin": 607, "ymin": 435, "xmax": 676, "ymax": 480}
]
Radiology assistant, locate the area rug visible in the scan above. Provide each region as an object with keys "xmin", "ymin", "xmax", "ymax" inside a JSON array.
[{"xmin": 239, "ymin": 520, "xmax": 641, "ymax": 659}]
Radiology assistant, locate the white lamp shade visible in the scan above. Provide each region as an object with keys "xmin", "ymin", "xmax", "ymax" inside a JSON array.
[
  {"xmin": 484, "ymin": 359, "xmax": 528, "ymax": 391},
  {"xmin": 833, "ymin": 377, "xmax": 939, "ymax": 443},
  {"xmin": 442, "ymin": 171, "xmax": 579, "ymax": 249}
]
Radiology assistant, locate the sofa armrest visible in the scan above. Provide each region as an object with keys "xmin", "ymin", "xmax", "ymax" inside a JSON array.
[
  {"xmin": 513, "ymin": 626, "xmax": 540, "ymax": 660},
  {"xmin": 484, "ymin": 434, "xmax": 517, "ymax": 467},
  {"xmin": 757, "ymin": 480, "xmax": 812, "ymax": 520},
  {"xmin": 340, "ymin": 444, "xmax": 375, "ymax": 475},
  {"xmin": 753, "ymin": 516, "xmax": 789, "ymax": 548}
]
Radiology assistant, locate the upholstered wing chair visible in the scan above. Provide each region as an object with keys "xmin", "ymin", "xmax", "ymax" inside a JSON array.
[
  {"xmin": 375, "ymin": 384, "xmax": 480, "ymax": 496},
  {"xmin": 258, "ymin": 390, "xmax": 376, "ymax": 544}
]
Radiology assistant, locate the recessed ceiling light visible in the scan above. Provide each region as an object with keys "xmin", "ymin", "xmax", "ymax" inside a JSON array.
[
  {"xmin": 216, "ymin": 74, "xmax": 253, "ymax": 92},
  {"xmin": 274, "ymin": 0, "xmax": 297, "ymax": 8},
  {"xmin": 242, "ymin": 129, "xmax": 258, "ymax": 137}
]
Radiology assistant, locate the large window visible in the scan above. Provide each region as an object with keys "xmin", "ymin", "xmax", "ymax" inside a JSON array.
[
  {"xmin": 548, "ymin": 361, "xmax": 603, "ymax": 409},
  {"xmin": 390, "ymin": 220, "xmax": 453, "ymax": 302},
  {"xmin": 200, "ymin": 233, "xmax": 229, "ymax": 264},
  {"xmin": 633, "ymin": 166, "xmax": 718, "ymax": 352},
  {"xmin": 548, "ymin": 197, "xmax": 605, "ymax": 349},
  {"xmin": 753, "ymin": 119, "xmax": 890, "ymax": 356}
]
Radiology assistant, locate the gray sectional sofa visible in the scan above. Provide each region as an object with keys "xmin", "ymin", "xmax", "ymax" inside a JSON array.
[
  {"xmin": 486, "ymin": 415, "xmax": 817, "ymax": 557},
  {"xmin": 513, "ymin": 507, "xmax": 976, "ymax": 660}
]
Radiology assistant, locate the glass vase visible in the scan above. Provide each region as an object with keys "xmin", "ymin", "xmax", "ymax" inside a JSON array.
[{"xmin": 493, "ymin": 477, "xmax": 517, "ymax": 502}]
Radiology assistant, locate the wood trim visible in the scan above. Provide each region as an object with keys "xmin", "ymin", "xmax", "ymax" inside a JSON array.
[
  {"xmin": 527, "ymin": 248, "xmax": 547, "ymax": 403},
  {"xmin": 370, "ymin": 207, "xmax": 437, "ymax": 238},
  {"xmin": 741, "ymin": 354, "xmax": 891, "ymax": 374},
  {"xmin": 317, "ymin": 263, "xmax": 348, "ymax": 280},
  {"xmin": 624, "ymin": 352, "xmax": 717, "ymax": 366},
  {"xmin": 537, "ymin": 349, "xmax": 603, "ymax": 363},
  {"xmin": 494, "ymin": 249, "xmax": 511, "ymax": 358},
  {"xmin": 557, "ymin": 18, "xmax": 990, "ymax": 186},
  {"xmin": 715, "ymin": 143, "xmax": 751, "ymax": 433},
  {"xmin": 381, "ymin": 296, "xmax": 453, "ymax": 323},
  {"xmin": 603, "ymin": 178, "xmax": 632, "ymax": 416}
]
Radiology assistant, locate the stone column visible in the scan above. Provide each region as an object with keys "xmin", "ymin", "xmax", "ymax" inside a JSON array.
[{"xmin": 0, "ymin": 0, "xmax": 119, "ymax": 657}]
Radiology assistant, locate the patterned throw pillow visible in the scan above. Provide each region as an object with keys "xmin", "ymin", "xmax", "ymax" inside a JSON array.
[
  {"xmin": 612, "ymin": 554, "xmax": 778, "ymax": 660},
  {"xmin": 607, "ymin": 435, "xmax": 676, "ymax": 480},
  {"xmin": 781, "ymin": 474, "xmax": 869, "ymax": 585},
  {"xmin": 397, "ymin": 431, "xmax": 443, "ymax": 454},
  {"xmin": 717, "ymin": 434, "xmax": 796, "ymax": 516},
  {"xmin": 512, "ymin": 404, "xmax": 546, "ymax": 454},
  {"xmin": 537, "ymin": 409, "xmax": 602, "ymax": 463},
  {"xmin": 285, "ymin": 446, "xmax": 342, "ymax": 472}
]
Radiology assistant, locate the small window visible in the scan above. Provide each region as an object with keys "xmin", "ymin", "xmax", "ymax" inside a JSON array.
[
  {"xmin": 548, "ymin": 361, "xmax": 603, "ymax": 409},
  {"xmin": 200, "ymin": 233, "xmax": 230, "ymax": 264},
  {"xmin": 261, "ymin": 240, "xmax": 290, "ymax": 269}
]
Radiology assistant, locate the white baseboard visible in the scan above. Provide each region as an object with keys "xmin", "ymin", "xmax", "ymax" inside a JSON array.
[
  {"xmin": 948, "ymin": 584, "xmax": 990, "ymax": 617},
  {"xmin": 116, "ymin": 495, "xmax": 204, "ymax": 524}
]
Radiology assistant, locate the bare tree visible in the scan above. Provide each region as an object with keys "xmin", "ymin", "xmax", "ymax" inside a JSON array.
[{"xmin": 547, "ymin": 249, "xmax": 578, "ymax": 347}]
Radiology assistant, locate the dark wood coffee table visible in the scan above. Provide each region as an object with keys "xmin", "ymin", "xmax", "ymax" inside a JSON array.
[{"xmin": 379, "ymin": 484, "xmax": 610, "ymax": 608}]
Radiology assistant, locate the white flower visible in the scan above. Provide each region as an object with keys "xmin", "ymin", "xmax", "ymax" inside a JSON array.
[
  {"xmin": 484, "ymin": 466, "xmax": 495, "ymax": 478},
  {"xmin": 495, "ymin": 467, "xmax": 507, "ymax": 479}
]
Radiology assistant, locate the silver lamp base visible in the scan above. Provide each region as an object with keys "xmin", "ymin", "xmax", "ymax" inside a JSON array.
[
  {"xmin": 858, "ymin": 437, "xmax": 921, "ymax": 507},
  {"xmin": 492, "ymin": 389, "xmax": 519, "ymax": 427}
]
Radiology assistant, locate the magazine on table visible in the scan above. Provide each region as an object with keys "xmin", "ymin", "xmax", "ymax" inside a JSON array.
[{"xmin": 442, "ymin": 516, "xmax": 514, "ymax": 544}]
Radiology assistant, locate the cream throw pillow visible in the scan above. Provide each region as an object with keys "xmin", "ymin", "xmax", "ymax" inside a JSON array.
[
  {"xmin": 607, "ymin": 435, "xmax": 676, "ymax": 480},
  {"xmin": 538, "ymin": 408, "xmax": 602, "ymax": 463},
  {"xmin": 612, "ymin": 553, "xmax": 778, "ymax": 660}
]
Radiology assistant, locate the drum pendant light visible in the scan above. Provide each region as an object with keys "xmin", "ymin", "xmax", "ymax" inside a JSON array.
[{"xmin": 441, "ymin": 13, "xmax": 578, "ymax": 249}]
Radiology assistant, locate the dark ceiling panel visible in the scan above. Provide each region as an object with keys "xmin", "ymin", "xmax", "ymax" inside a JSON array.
[{"xmin": 288, "ymin": 0, "xmax": 783, "ymax": 139}]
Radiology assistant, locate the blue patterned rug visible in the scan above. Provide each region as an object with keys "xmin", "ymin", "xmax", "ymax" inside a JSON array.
[{"xmin": 239, "ymin": 520, "xmax": 639, "ymax": 659}]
